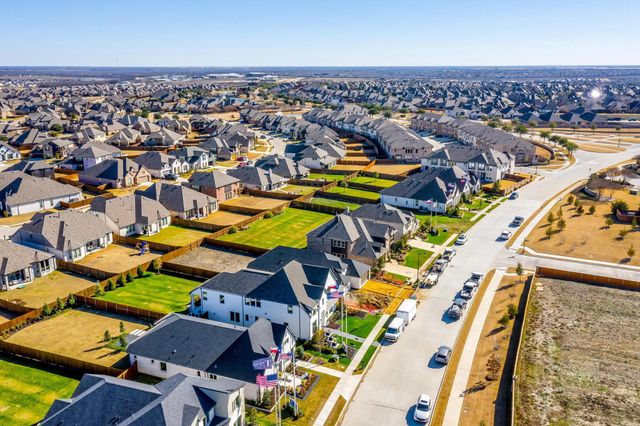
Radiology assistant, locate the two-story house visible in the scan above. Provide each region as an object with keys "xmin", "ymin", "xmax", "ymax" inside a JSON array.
[
  {"xmin": 420, "ymin": 145, "xmax": 513, "ymax": 183},
  {"xmin": 133, "ymin": 151, "xmax": 189, "ymax": 178},
  {"xmin": 185, "ymin": 170, "xmax": 241, "ymax": 202},
  {"xmin": 90, "ymin": 193, "xmax": 171, "ymax": 237}
]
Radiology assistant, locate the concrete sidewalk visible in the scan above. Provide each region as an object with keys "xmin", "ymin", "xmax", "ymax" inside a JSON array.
[
  {"xmin": 312, "ymin": 314, "xmax": 389, "ymax": 426},
  {"xmin": 295, "ymin": 361, "xmax": 343, "ymax": 379},
  {"xmin": 442, "ymin": 269, "xmax": 506, "ymax": 426}
]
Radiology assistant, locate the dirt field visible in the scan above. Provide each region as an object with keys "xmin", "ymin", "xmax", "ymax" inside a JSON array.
[
  {"xmin": 6, "ymin": 307, "xmax": 148, "ymax": 369},
  {"xmin": 459, "ymin": 272, "xmax": 530, "ymax": 426},
  {"xmin": 367, "ymin": 163, "xmax": 421, "ymax": 175},
  {"xmin": 527, "ymin": 189, "xmax": 640, "ymax": 265},
  {"xmin": 0, "ymin": 271, "xmax": 95, "ymax": 308},
  {"xmin": 358, "ymin": 280, "xmax": 414, "ymax": 314},
  {"xmin": 198, "ymin": 211, "xmax": 252, "ymax": 226},
  {"xmin": 331, "ymin": 164, "xmax": 366, "ymax": 171},
  {"xmin": 515, "ymin": 278, "xmax": 640, "ymax": 425},
  {"xmin": 221, "ymin": 196, "xmax": 289, "ymax": 211},
  {"xmin": 75, "ymin": 244, "xmax": 162, "ymax": 274},
  {"xmin": 169, "ymin": 245, "xmax": 255, "ymax": 273}
]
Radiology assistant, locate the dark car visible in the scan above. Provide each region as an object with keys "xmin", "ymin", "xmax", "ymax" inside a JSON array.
[{"xmin": 510, "ymin": 191, "xmax": 519, "ymax": 200}]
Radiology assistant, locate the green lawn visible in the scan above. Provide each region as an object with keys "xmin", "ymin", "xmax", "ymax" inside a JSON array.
[
  {"xmin": 325, "ymin": 186, "xmax": 380, "ymax": 201},
  {"xmin": 139, "ymin": 225, "xmax": 212, "ymax": 246},
  {"xmin": 464, "ymin": 197, "xmax": 491, "ymax": 211},
  {"xmin": 217, "ymin": 208, "xmax": 332, "ymax": 249},
  {"xmin": 413, "ymin": 210, "xmax": 475, "ymax": 244},
  {"xmin": 307, "ymin": 173, "xmax": 345, "ymax": 182},
  {"xmin": 96, "ymin": 272, "xmax": 202, "ymax": 313},
  {"xmin": 403, "ymin": 247, "xmax": 434, "ymax": 269},
  {"xmin": 382, "ymin": 271, "xmax": 410, "ymax": 283},
  {"xmin": 309, "ymin": 197, "xmax": 362, "ymax": 211},
  {"xmin": 0, "ymin": 355, "xmax": 79, "ymax": 426},
  {"xmin": 349, "ymin": 176, "xmax": 399, "ymax": 188},
  {"xmin": 355, "ymin": 345, "xmax": 378, "ymax": 374},
  {"xmin": 337, "ymin": 314, "xmax": 381, "ymax": 339}
]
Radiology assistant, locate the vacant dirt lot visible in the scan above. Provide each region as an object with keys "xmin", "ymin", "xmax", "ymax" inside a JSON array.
[
  {"xmin": 170, "ymin": 245, "xmax": 255, "ymax": 273},
  {"xmin": 75, "ymin": 243, "xmax": 162, "ymax": 274},
  {"xmin": 198, "ymin": 211, "xmax": 252, "ymax": 226},
  {"xmin": 0, "ymin": 271, "xmax": 95, "ymax": 308},
  {"xmin": 367, "ymin": 163, "xmax": 420, "ymax": 175},
  {"xmin": 6, "ymin": 307, "xmax": 148, "ymax": 369},
  {"xmin": 528, "ymin": 189, "xmax": 640, "ymax": 265},
  {"xmin": 515, "ymin": 278, "xmax": 640, "ymax": 426},
  {"xmin": 221, "ymin": 196, "xmax": 288, "ymax": 211}
]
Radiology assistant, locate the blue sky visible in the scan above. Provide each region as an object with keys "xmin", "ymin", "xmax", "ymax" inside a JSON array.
[{"xmin": 3, "ymin": 0, "xmax": 639, "ymax": 66}]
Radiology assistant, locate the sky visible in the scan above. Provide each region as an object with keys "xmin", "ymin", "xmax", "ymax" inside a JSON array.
[{"xmin": 2, "ymin": 0, "xmax": 639, "ymax": 67}]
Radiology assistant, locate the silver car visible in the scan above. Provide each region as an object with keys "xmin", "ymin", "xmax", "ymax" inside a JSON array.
[{"xmin": 435, "ymin": 346, "xmax": 452, "ymax": 364}]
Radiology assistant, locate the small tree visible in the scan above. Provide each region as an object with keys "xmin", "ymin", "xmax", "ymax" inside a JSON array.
[
  {"xmin": 557, "ymin": 218, "xmax": 567, "ymax": 231},
  {"xmin": 629, "ymin": 245, "xmax": 636, "ymax": 259},
  {"xmin": 56, "ymin": 297, "xmax": 65, "ymax": 312},
  {"xmin": 42, "ymin": 303, "xmax": 52, "ymax": 318},
  {"xmin": 547, "ymin": 212, "xmax": 555, "ymax": 224},
  {"xmin": 498, "ymin": 313, "xmax": 510, "ymax": 328},
  {"xmin": 94, "ymin": 284, "xmax": 105, "ymax": 297},
  {"xmin": 67, "ymin": 293, "xmax": 76, "ymax": 308},
  {"xmin": 545, "ymin": 226, "xmax": 554, "ymax": 239},
  {"xmin": 507, "ymin": 303, "xmax": 519, "ymax": 319},
  {"xmin": 573, "ymin": 198, "xmax": 580, "ymax": 209},
  {"xmin": 107, "ymin": 279, "xmax": 116, "ymax": 291},
  {"xmin": 104, "ymin": 330, "xmax": 112, "ymax": 342},
  {"xmin": 117, "ymin": 275, "xmax": 125, "ymax": 287},
  {"xmin": 118, "ymin": 334, "xmax": 127, "ymax": 349},
  {"xmin": 264, "ymin": 211, "xmax": 273, "ymax": 219},
  {"xmin": 137, "ymin": 265, "xmax": 145, "ymax": 278},
  {"xmin": 576, "ymin": 204, "xmax": 584, "ymax": 215},
  {"xmin": 557, "ymin": 207, "xmax": 563, "ymax": 218},
  {"xmin": 247, "ymin": 408, "xmax": 258, "ymax": 426},
  {"xmin": 228, "ymin": 226, "xmax": 238, "ymax": 234},
  {"xmin": 126, "ymin": 271, "xmax": 134, "ymax": 283},
  {"xmin": 119, "ymin": 320, "xmax": 126, "ymax": 334},
  {"xmin": 589, "ymin": 205, "xmax": 596, "ymax": 215},
  {"xmin": 152, "ymin": 258, "xmax": 162, "ymax": 274},
  {"xmin": 633, "ymin": 217, "xmax": 638, "ymax": 229},
  {"xmin": 605, "ymin": 217, "xmax": 614, "ymax": 228},
  {"xmin": 567, "ymin": 195, "xmax": 574, "ymax": 205},
  {"xmin": 492, "ymin": 180, "xmax": 501, "ymax": 194},
  {"xmin": 619, "ymin": 229, "xmax": 629, "ymax": 239},
  {"xmin": 515, "ymin": 262, "xmax": 524, "ymax": 283},
  {"xmin": 611, "ymin": 200, "xmax": 629, "ymax": 215}
]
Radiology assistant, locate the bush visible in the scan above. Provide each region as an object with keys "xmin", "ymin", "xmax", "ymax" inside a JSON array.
[
  {"xmin": 117, "ymin": 275, "xmax": 125, "ymax": 287},
  {"xmin": 547, "ymin": 212, "xmax": 555, "ymax": 224},
  {"xmin": 619, "ymin": 229, "xmax": 629, "ymax": 239},
  {"xmin": 507, "ymin": 303, "xmax": 519, "ymax": 319},
  {"xmin": 228, "ymin": 226, "xmax": 238, "ymax": 234},
  {"xmin": 41, "ymin": 303, "xmax": 52, "ymax": 318},
  {"xmin": 103, "ymin": 330, "xmax": 111, "ymax": 342},
  {"xmin": 106, "ymin": 279, "xmax": 117, "ymax": 292},
  {"xmin": 611, "ymin": 199, "xmax": 629, "ymax": 215},
  {"xmin": 589, "ymin": 205, "xmax": 596, "ymax": 215},
  {"xmin": 339, "ymin": 180, "xmax": 348, "ymax": 188},
  {"xmin": 545, "ymin": 227, "xmax": 554, "ymax": 239},
  {"xmin": 94, "ymin": 284, "xmax": 105, "ymax": 297},
  {"xmin": 66, "ymin": 294, "xmax": 76, "ymax": 308},
  {"xmin": 567, "ymin": 195, "xmax": 574, "ymax": 205},
  {"xmin": 557, "ymin": 218, "xmax": 566, "ymax": 231},
  {"xmin": 56, "ymin": 297, "xmax": 64, "ymax": 312},
  {"xmin": 126, "ymin": 272, "xmax": 134, "ymax": 283},
  {"xmin": 137, "ymin": 265, "xmax": 144, "ymax": 278},
  {"xmin": 576, "ymin": 204, "xmax": 584, "ymax": 215},
  {"xmin": 498, "ymin": 313, "xmax": 510, "ymax": 327},
  {"xmin": 264, "ymin": 211, "xmax": 273, "ymax": 219}
]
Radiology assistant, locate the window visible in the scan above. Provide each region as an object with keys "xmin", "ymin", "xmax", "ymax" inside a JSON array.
[
  {"xmin": 197, "ymin": 371, "xmax": 201, "ymax": 377},
  {"xmin": 245, "ymin": 298, "xmax": 261, "ymax": 307},
  {"xmin": 331, "ymin": 239, "xmax": 346, "ymax": 248},
  {"xmin": 202, "ymin": 292, "xmax": 208, "ymax": 301},
  {"xmin": 287, "ymin": 305, "xmax": 293, "ymax": 314},
  {"xmin": 229, "ymin": 311, "xmax": 240, "ymax": 322},
  {"xmin": 160, "ymin": 362, "xmax": 167, "ymax": 372},
  {"xmin": 245, "ymin": 314, "xmax": 249, "ymax": 321},
  {"xmin": 219, "ymin": 294, "xmax": 225, "ymax": 304}
]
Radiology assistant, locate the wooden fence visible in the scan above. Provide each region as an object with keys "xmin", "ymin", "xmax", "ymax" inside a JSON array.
[
  {"xmin": 162, "ymin": 262, "xmax": 219, "ymax": 279},
  {"xmin": 57, "ymin": 260, "xmax": 115, "ymax": 281},
  {"xmin": 358, "ymin": 170, "xmax": 405, "ymax": 181},
  {"xmin": 315, "ymin": 190, "xmax": 379, "ymax": 205},
  {"xmin": 287, "ymin": 179, "xmax": 327, "ymax": 187},
  {"xmin": 243, "ymin": 188, "xmax": 300, "ymax": 201},
  {"xmin": 204, "ymin": 238, "xmax": 270, "ymax": 256},
  {"xmin": 535, "ymin": 266, "xmax": 640, "ymax": 291},
  {"xmin": 59, "ymin": 193, "xmax": 115, "ymax": 209},
  {"xmin": 172, "ymin": 217, "xmax": 226, "ymax": 233},
  {"xmin": 113, "ymin": 234, "xmax": 180, "ymax": 253},
  {"xmin": 75, "ymin": 295, "xmax": 165, "ymax": 322},
  {"xmin": 290, "ymin": 200, "xmax": 347, "ymax": 215},
  {"xmin": 0, "ymin": 298, "xmax": 34, "ymax": 316}
]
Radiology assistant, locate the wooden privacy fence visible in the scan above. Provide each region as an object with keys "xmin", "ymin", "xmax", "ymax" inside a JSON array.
[
  {"xmin": 243, "ymin": 188, "xmax": 300, "ymax": 201},
  {"xmin": 0, "ymin": 298, "xmax": 35, "ymax": 316},
  {"xmin": 162, "ymin": 262, "xmax": 218, "ymax": 279},
  {"xmin": 0, "ymin": 309, "xmax": 41, "ymax": 336},
  {"xmin": 315, "ymin": 190, "xmax": 379, "ymax": 205},
  {"xmin": 113, "ymin": 234, "xmax": 180, "ymax": 253},
  {"xmin": 59, "ymin": 192, "xmax": 115, "ymax": 209},
  {"xmin": 358, "ymin": 170, "xmax": 405, "ymax": 181},
  {"xmin": 0, "ymin": 341, "xmax": 125, "ymax": 376},
  {"xmin": 536, "ymin": 266, "xmax": 640, "ymax": 291},
  {"xmin": 290, "ymin": 200, "xmax": 347, "ymax": 215},
  {"xmin": 58, "ymin": 260, "xmax": 115, "ymax": 281},
  {"xmin": 75, "ymin": 295, "xmax": 165, "ymax": 322},
  {"xmin": 204, "ymin": 238, "xmax": 270, "ymax": 256},
  {"xmin": 172, "ymin": 217, "xmax": 225, "ymax": 232},
  {"xmin": 288, "ymin": 178, "xmax": 327, "ymax": 187}
]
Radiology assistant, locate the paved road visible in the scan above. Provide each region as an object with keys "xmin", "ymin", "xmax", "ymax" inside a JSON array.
[{"xmin": 342, "ymin": 145, "xmax": 640, "ymax": 426}]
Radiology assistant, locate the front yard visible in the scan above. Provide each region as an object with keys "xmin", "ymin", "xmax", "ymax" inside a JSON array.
[
  {"xmin": 216, "ymin": 208, "xmax": 332, "ymax": 249},
  {"xmin": 140, "ymin": 225, "xmax": 212, "ymax": 246},
  {"xmin": 402, "ymin": 247, "xmax": 433, "ymax": 269},
  {"xmin": 95, "ymin": 272, "xmax": 203, "ymax": 314},
  {"xmin": 336, "ymin": 313, "xmax": 381, "ymax": 339}
]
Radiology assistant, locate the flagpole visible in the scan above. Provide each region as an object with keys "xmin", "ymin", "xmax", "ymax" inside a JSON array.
[{"xmin": 292, "ymin": 346, "xmax": 298, "ymax": 417}]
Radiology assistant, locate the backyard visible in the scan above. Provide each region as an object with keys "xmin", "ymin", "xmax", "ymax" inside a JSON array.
[
  {"xmin": 349, "ymin": 176, "xmax": 399, "ymax": 188},
  {"xmin": 279, "ymin": 184, "xmax": 317, "ymax": 196},
  {"xmin": 5, "ymin": 307, "xmax": 148, "ymax": 369},
  {"xmin": 324, "ymin": 186, "xmax": 380, "ymax": 201},
  {"xmin": 367, "ymin": 163, "xmax": 420, "ymax": 176},
  {"xmin": 139, "ymin": 225, "xmax": 212, "ymax": 246},
  {"xmin": 306, "ymin": 173, "xmax": 345, "ymax": 182},
  {"xmin": 170, "ymin": 245, "xmax": 255, "ymax": 273},
  {"xmin": 308, "ymin": 197, "xmax": 362, "ymax": 211},
  {"xmin": 221, "ymin": 196, "xmax": 289, "ymax": 211},
  {"xmin": 198, "ymin": 210, "xmax": 252, "ymax": 226},
  {"xmin": 95, "ymin": 272, "xmax": 203, "ymax": 314},
  {"xmin": 216, "ymin": 208, "xmax": 332, "ymax": 249},
  {"xmin": 0, "ymin": 271, "xmax": 95, "ymax": 309},
  {"xmin": 75, "ymin": 243, "xmax": 162, "ymax": 274},
  {"xmin": 0, "ymin": 355, "xmax": 79, "ymax": 426}
]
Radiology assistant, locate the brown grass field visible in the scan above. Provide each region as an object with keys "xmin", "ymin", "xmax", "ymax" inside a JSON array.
[
  {"xmin": 6, "ymin": 307, "xmax": 148, "ymax": 368},
  {"xmin": 0, "ymin": 271, "xmax": 95, "ymax": 308},
  {"xmin": 75, "ymin": 244, "xmax": 162, "ymax": 273},
  {"xmin": 170, "ymin": 245, "xmax": 255, "ymax": 273},
  {"xmin": 527, "ymin": 189, "xmax": 640, "ymax": 265},
  {"xmin": 367, "ymin": 163, "xmax": 421, "ymax": 175},
  {"xmin": 198, "ymin": 210, "xmax": 252, "ymax": 226},
  {"xmin": 221, "ymin": 195, "xmax": 288, "ymax": 210}
]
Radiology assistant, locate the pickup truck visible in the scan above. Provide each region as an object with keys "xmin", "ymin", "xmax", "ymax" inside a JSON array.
[
  {"xmin": 460, "ymin": 282, "xmax": 477, "ymax": 299},
  {"xmin": 442, "ymin": 247, "xmax": 457, "ymax": 261},
  {"xmin": 433, "ymin": 258, "xmax": 448, "ymax": 273},
  {"xmin": 447, "ymin": 298, "xmax": 468, "ymax": 319}
]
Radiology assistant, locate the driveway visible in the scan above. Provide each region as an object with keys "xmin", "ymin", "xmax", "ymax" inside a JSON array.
[{"xmin": 342, "ymin": 145, "xmax": 640, "ymax": 426}]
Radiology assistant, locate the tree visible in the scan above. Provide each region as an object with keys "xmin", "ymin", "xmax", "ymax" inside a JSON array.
[
  {"xmin": 42, "ymin": 303, "xmax": 52, "ymax": 317},
  {"xmin": 565, "ymin": 142, "xmax": 578, "ymax": 157},
  {"xmin": 557, "ymin": 218, "xmax": 567, "ymax": 231},
  {"xmin": 107, "ymin": 279, "xmax": 116, "ymax": 291},
  {"xmin": 126, "ymin": 271, "xmax": 134, "ymax": 283},
  {"xmin": 576, "ymin": 204, "xmax": 584, "ymax": 215},
  {"xmin": 247, "ymin": 408, "xmax": 258, "ymax": 426},
  {"xmin": 118, "ymin": 334, "xmax": 127, "ymax": 349},
  {"xmin": 94, "ymin": 284, "xmax": 105, "ymax": 297},
  {"xmin": 539, "ymin": 130, "xmax": 551, "ymax": 143},
  {"xmin": 549, "ymin": 122, "xmax": 557, "ymax": 133},
  {"xmin": 56, "ymin": 297, "xmax": 65, "ymax": 312},
  {"xmin": 633, "ymin": 217, "xmax": 638, "ymax": 229},
  {"xmin": 117, "ymin": 275, "xmax": 125, "ymax": 287},
  {"xmin": 515, "ymin": 262, "xmax": 524, "ymax": 283},
  {"xmin": 119, "ymin": 321, "xmax": 126, "ymax": 334},
  {"xmin": 589, "ymin": 205, "xmax": 596, "ymax": 215},
  {"xmin": 140, "ymin": 108, "xmax": 150, "ymax": 118},
  {"xmin": 154, "ymin": 113, "xmax": 162, "ymax": 119},
  {"xmin": 611, "ymin": 199, "xmax": 629, "ymax": 215},
  {"xmin": 492, "ymin": 180, "xmax": 501, "ymax": 193},
  {"xmin": 573, "ymin": 198, "xmax": 580, "ymax": 209},
  {"xmin": 566, "ymin": 195, "xmax": 574, "ymax": 205},
  {"xmin": 507, "ymin": 303, "xmax": 519, "ymax": 319},
  {"xmin": 514, "ymin": 124, "xmax": 528, "ymax": 136},
  {"xmin": 545, "ymin": 226, "xmax": 554, "ymax": 239},
  {"xmin": 557, "ymin": 207, "xmax": 563, "ymax": 218},
  {"xmin": 547, "ymin": 212, "xmax": 555, "ymax": 224},
  {"xmin": 67, "ymin": 293, "xmax": 76, "ymax": 308},
  {"xmin": 628, "ymin": 245, "xmax": 636, "ymax": 259},
  {"xmin": 50, "ymin": 123, "xmax": 64, "ymax": 133},
  {"xmin": 498, "ymin": 313, "xmax": 510, "ymax": 328},
  {"xmin": 103, "ymin": 330, "xmax": 111, "ymax": 342},
  {"xmin": 605, "ymin": 217, "xmax": 614, "ymax": 228},
  {"xmin": 383, "ymin": 111, "xmax": 392, "ymax": 118},
  {"xmin": 137, "ymin": 265, "xmax": 144, "ymax": 278}
]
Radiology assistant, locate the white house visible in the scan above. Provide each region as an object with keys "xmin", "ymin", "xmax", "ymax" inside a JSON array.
[
  {"xmin": 0, "ymin": 172, "xmax": 82, "ymax": 216},
  {"xmin": 90, "ymin": 193, "xmax": 171, "ymax": 237},
  {"xmin": 0, "ymin": 240, "xmax": 56, "ymax": 291}
]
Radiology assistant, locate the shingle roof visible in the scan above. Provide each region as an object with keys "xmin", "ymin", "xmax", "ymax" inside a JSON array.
[
  {"xmin": 0, "ymin": 239, "xmax": 53, "ymax": 276},
  {"xmin": 90, "ymin": 193, "xmax": 170, "ymax": 229},
  {"xmin": 188, "ymin": 170, "xmax": 240, "ymax": 190},
  {"xmin": 139, "ymin": 183, "xmax": 216, "ymax": 213},
  {"xmin": 0, "ymin": 171, "xmax": 81, "ymax": 206}
]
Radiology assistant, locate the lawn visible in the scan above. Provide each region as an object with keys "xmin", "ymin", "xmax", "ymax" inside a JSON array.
[
  {"xmin": 337, "ymin": 313, "xmax": 381, "ymax": 339},
  {"xmin": 0, "ymin": 355, "xmax": 79, "ymax": 426},
  {"xmin": 216, "ymin": 208, "xmax": 332, "ymax": 249},
  {"xmin": 96, "ymin": 272, "xmax": 202, "ymax": 314},
  {"xmin": 198, "ymin": 211, "xmax": 252, "ymax": 226},
  {"xmin": 413, "ymin": 210, "xmax": 475, "ymax": 245},
  {"xmin": 256, "ymin": 369, "xmax": 339, "ymax": 426},
  {"xmin": 355, "ymin": 345, "xmax": 377, "ymax": 374},
  {"xmin": 75, "ymin": 243, "xmax": 162, "ymax": 274},
  {"xmin": 325, "ymin": 186, "xmax": 380, "ymax": 201},
  {"xmin": 308, "ymin": 197, "xmax": 362, "ymax": 211},
  {"xmin": 403, "ymin": 247, "xmax": 434, "ymax": 269},
  {"xmin": 349, "ymin": 176, "xmax": 399, "ymax": 188},
  {"xmin": 307, "ymin": 173, "xmax": 345, "ymax": 182},
  {"xmin": 6, "ymin": 307, "xmax": 148, "ymax": 369},
  {"xmin": 280, "ymin": 184, "xmax": 317, "ymax": 195},
  {"xmin": 139, "ymin": 225, "xmax": 212, "ymax": 246},
  {"xmin": 0, "ymin": 271, "xmax": 94, "ymax": 309}
]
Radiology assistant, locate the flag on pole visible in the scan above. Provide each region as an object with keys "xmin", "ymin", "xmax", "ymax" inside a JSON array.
[
  {"xmin": 256, "ymin": 374, "xmax": 278, "ymax": 387},
  {"xmin": 270, "ymin": 347, "xmax": 279, "ymax": 355},
  {"xmin": 252, "ymin": 357, "xmax": 273, "ymax": 370},
  {"xmin": 280, "ymin": 352, "xmax": 292, "ymax": 360},
  {"xmin": 328, "ymin": 290, "xmax": 344, "ymax": 299}
]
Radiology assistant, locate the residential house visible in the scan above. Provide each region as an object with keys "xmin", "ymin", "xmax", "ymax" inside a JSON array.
[
  {"xmin": 380, "ymin": 166, "xmax": 477, "ymax": 213},
  {"xmin": 140, "ymin": 183, "xmax": 218, "ymax": 219},
  {"xmin": 79, "ymin": 158, "xmax": 152, "ymax": 188},
  {"xmin": 350, "ymin": 203, "xmax": 419, "ymax": 242},
  {"xmin": 0, "ymin": 142, "xmax": 20, "ymax": 162},
  {"xmin": 62, "ymin": 142, "xmax": 122, "ymax": 170},
  {"xmin": 0, "ymin": 240, "xmax": 56, "ymax": 291},
  {"xmin": 254, "ymin": 154, "xmax": 310, "ymax": 180},
  {"xmin": 11, "ymin": 210, "xmax": 113, "ymax": 261},
  {"xmin": 247, "ymin": 246, "xmax": 371, "ymax": 289},
  {"xmin": 104, "ymin": 127, "xmax": 142, "ymax": 147},
  {"xmin": 169, "ymin": 147, "xmax": 210, "ymax": 171},
  {"xmin": 226, "ymin": 167, "xmax": 287, "ymax": 191},
  {"xmin": 199, "ymin": 136, "xmax": 237, "ymax": 161},
  {"xmin": 133, "ymin": 151, "xmax": 188, "ymax": 178},
  {"xmin": 10, "ymin": 129, "xmax": 48, "ymax": 147},
  {"xmin": 127, "ymin": 314, "xmax": 294, "ymax": 401},
  {"xmin": 421, "ymin": 145, "xmax": 514, "ymax": 182},
  {"xmin": 73, "ymin": 127, "xmax": 106, "ymax": 144},
  {"xmin": 0, "ymin": 172, "xmax": 82, "ymax": 216},
  {"xmin": 40, "ymin": 138, "xmax": 76, "ymax": 159},
  {"xmin": 5, "ymin": 160, "xmax": 55, "ymax": 178},
  {"xmin": 144, "ymin": 128, "xmax": 185, "ymax": 147},
  {"xmin": 185, "ymin": 170, "xmax": 241, "ymax": 202},
  {"xmin": 42, "ymin": 373, "xmax": 245, "ymax": 426},
  {"xmin": 90, "ymin": 194, "xmax": 171, "ymax": 237}
]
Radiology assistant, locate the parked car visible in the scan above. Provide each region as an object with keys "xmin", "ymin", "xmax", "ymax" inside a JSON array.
[
  {"xmin": 442, "ymin": 247, "xmax": 457, "ymax": 261},
  {"xmin": 413, "ymin": 394, "xmax": 433, "ymax": 423},
  {"xmin": 455, "ymin": 234, "xmax": 468, "ymax": 245},
  {"xmin": 236, "ymin": 156, "xmax": 248, "ymax": 162},
  {"xmin": 499, "ymin": 230, "xmax": 512, "ymax": 240},
  {"xmin": 421, "ymin": 272, "xmax": 439, "ymax": 288},
  {"xmin": 433, "ymin": 258, "xmax": 448, "ymax": 273},
  {"xmin": 512, "ymin": 216, "xmax": 524, "ymax": 226},
  {"xmin": 510, "ymin": 191, "xmax": 519, "ymax": 200},
  {"xmin": 435, "ymin": 346, "xmax": 452, "ymax": 364},
  {"xmin": 447, "ymin": 298, "xmax": 468, "ymax": 319},
  {"xmin": 469, "ymin": 272, "xmax": 484, "ymax": 285},
  {"xmin": 460, "ymin": 282, "xmax": 477, "ymax": 299},
  {"xmin": 384, "ymin": 317, "xmax": 405, "ymax": 342}
]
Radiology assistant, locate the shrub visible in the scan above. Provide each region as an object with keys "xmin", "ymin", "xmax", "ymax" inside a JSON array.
[
  {"xmin": 247, "ymin": 408, "xmax": 258, "ymax": 426},
  {"xmin": 557, "ymin": 218, "xmax": 566, "ymax": 231},
  {"xmin": 605, "ymin": 217, "xmax": 614, "ymax": 228},
  {"xmin": 152, "ymin": 258, "xmax": 162, "ymax": 274},
  {"xmin": 264, "ymin": 211, "xmax": 273, "ymax": 219},
  {"xmin": 507, "ymin": 303, "xmax": 519, "ymax": 319},
  {"xmin": 41, "ymin": 303, "xmax": 52, "ymax": 318},
  {"xmin": 557, "ymin": 207, "xmax": 563, "ymax": 218},
  {"xmin": 137, "ymin": 265, "xmax": 144, "ymax": 278},
  {"xmin": 106, "ymin": 279, "xmax": 116, "ymax": 292},
  {"xmin": 567, "ymin": 195, "xmax": 574, "ymax": 205},
  {"xmin": 103, "ymin": 330, "xmax": 111, "ymax": 342},
  {"xmin": 633, "ymin": 217, "xmax": 638, "ymax": 229},
  {"xmin": 545, "ymin": 226, "xmax": 554, "ymax": 239},
  {"xmin": 119, "ymin": 321, "xmax": 126, "ymax": 334},
  {"xmin": 547, "ymin": 212, "xmax": 555, "ymax": 224},
  {"xmin": 498, "ymin": 313, "xmax": 510, "ymax": 327},
  {"xmin": 576, "ymin": 204, "xmax": 584, "ymax": 215},
  {"xmin": 628, "ymin": 245, "xmax": 636, "ymax": 259},
  {"xmin": 589, "ymin": 205, "xmax": 596, "ymax": 215},
  {"xmin": 486, "ymin": 354, "xmax": 502, "ymax": 381},
  {"xmin": 339, "ymin": 180, "xmax": 348, "ymax": 188},
  {"xmin": 66, "ymin": 294, "xmax": 76, "ymax": 308},
  {"xmin": 94, "ymin": 284, "xmax": 105, "ymax": 297},
  {"xmin": 228, "ymin": 226, "xmax": 238, "ymax": 234},
  {"xmin": 56, "ymin": 297, "xmax": 64, "ymax": 312},
  {"xmin": 619, "ymin": 229, "xmax": 629, "ymax": 239},
  {"xmin": 117, "ymin": 275, "xmax": 125, "ymax": 287},
  {"xmin": 611, "ymin": 199, "xmax": 629, "ymax": 215},
  {"xmin": 117, "ymin": 334, "xmax": 127, "ymax": 350},
  {"xmin": 126, "ymin": 272, "xmax": 134, "ymax": 283}
]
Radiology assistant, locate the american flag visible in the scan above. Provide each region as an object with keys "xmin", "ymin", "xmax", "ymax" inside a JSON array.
[
  {"xmin": 256, "ymin": 374, "xmax": 278, "ymax": 387},
  {"xmin": 280, "ymin": 352, "xmax": 292, "ymax": 360},
  {"xmin": 328, "ymin": 290, "xmax": 344, "ymax": 299}
]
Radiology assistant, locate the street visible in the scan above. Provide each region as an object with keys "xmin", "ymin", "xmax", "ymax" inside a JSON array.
[{"xmin": 341, "ymin": 145, "xmax": 640, "ymax": 426}]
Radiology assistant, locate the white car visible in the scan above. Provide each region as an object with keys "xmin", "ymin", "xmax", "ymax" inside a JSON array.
[
  {"xmin": 499, "ymin": 230, "xmax": 512, "ymax": 240},
  {"xmin": 414, "ymin": 394, "xmax": 433, "ymax": 423},
  {"xmin": 455, "ymin": 234, "xmax": 468, "ymax": 245},
  {"xmin": 442, "ymin": 247, "xmax": 457, "ymax": 261}
]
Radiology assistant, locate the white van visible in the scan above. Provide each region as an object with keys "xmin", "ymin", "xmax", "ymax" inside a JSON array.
[
  {"xmin": 396, "ymin": 299, "xmax": 417, "ymax": 324},
  {"xmin": 384, "ymin": 317, "xmax": 405, "ymax": 342}
]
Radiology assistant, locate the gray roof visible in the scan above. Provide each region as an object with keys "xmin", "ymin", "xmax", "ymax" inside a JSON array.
[
  {"xmin": 380, "ymin": 166, "xmax": 470, "ymax": 203},
  {"xmin": 427, "ymin": 145, "xmax": 511, "ymax": 168},
  {"xmin": 5, "ymin": 160, "xmax": 55, "ymax": 173},
  {"xmin": 201, "ymin": 270, "xmax": 270, "ymax": 295},
  {"xmin": 80, "ymin": 158, "xmax": 144, "ymax": 181},
  {"xmin": 0, "ymin": 171, "xmax": 81, "ymax": 206},
  {"xmin": 187, "ymin": 170, "xmax": 240, "ymax": 190},
  {"xmin": 71, "ymin": 142, "xmax": 121, "ymax": 160},
  {"xmin": 133, "ymin": 151, "xmax": 179, "ymax": 171},
  {"xmin": 42, "ymin": 373, "xmax": 243, "ymax": 426},
  {"xmin": 227, "ymin": 167, "xmax": 287, "ymax": 188},
  {"xmin": 127, "ymin": 314, "xmax": 288, "ymax": 383},
  {"xmin": 254, "ymin": 154, "xmax": 310, "ymax": 179},
  {"xmin": 139, "ymin": 183, "xmax": 217, "ymax": 214},
  {"xmin": 90, "ymin": 194, "xmax": 170, "ymax": 229},
  {"xmin": 0, "ymin": 239, "xmax": 54, "ymax": 276}
]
